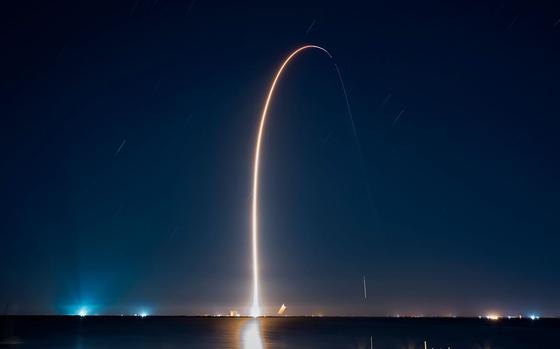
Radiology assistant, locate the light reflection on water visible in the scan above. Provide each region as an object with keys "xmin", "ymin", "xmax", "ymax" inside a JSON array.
[
  {"xmin": 240, "ymin": 318, "xmax": 264, "ymax": 349},
  {"xmin": 0, "ymin": 317, "xmax": 555, "ymax": 348}
]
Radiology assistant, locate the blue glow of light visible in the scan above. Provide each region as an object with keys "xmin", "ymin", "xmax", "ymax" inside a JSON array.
[
  {"xmin": 78, "ymin": 308, "xmax": 88, "ymax": 317},
  {"xmin": 529, "ymin": 314, "xmax": 540, "ymax": 320}
]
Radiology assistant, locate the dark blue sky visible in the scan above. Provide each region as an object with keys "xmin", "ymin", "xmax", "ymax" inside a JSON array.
[{"xmin": 1, "ymin": 0, "xmax": 559, "ymax": 316}]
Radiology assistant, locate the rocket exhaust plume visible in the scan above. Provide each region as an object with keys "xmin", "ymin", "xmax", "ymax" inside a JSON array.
[{"xmin": 250, "ymin": 45, "xmax": 360, "ymax": 317}]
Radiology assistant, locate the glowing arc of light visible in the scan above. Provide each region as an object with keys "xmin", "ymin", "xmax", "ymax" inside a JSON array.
[{"xmin": 250, "ymin": 45, "xmax": 332, "ymax": 317}]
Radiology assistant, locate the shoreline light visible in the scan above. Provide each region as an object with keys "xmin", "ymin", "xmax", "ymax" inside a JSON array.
[{"xmin": 78, "ymin": 308, "xmax": 88, "ymax": 317}]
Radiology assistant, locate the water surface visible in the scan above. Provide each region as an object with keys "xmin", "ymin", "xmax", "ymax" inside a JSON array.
[{"xmin": 1, "ymin": 316, "xmax": 557, "ymax": 348}]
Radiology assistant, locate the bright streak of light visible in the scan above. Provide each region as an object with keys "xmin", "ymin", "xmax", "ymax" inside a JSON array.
[
  {"xmin": 251, "ymin": 45, "xmax": 332, "ymax": 317},
  {"xmin": 529, "ymin": 314, "xmax": 540, "ymax": 320},
  {"xmin": 140, "ymin": 312, "xmax": 148, "ymax": 318},
  {"xmin": 241, "ymin": 319, "xmax": 264, "ymax": 349},
  {"xmin": 486, "ymin": 314, "xmax": 500, "ymax": 321}
]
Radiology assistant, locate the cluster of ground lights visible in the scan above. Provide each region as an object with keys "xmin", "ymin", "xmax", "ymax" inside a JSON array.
[
  {"xmin": 72, "ymin": 307, "xmax": 542, "ymax": 320},
  {"xmin": 76, "ymin": 308, "xmax": 148, "ymax": 318},
  {"xmin": 483, "ymin": 313, "xmax": 541, "ymax": 321}
]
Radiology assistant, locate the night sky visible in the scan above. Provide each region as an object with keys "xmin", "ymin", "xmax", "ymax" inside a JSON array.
[{"xmin": 2, "ymin": 0, "xmax": 560, "ymax": 317}]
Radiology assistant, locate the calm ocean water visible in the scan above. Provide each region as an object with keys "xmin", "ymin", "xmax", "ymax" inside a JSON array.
[{"xmin": 1, "ymin": 316, "xmax": 558, "ymax": 348}]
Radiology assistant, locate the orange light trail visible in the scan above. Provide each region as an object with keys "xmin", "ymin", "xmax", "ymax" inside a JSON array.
[{"xmin": 250, "ymin": 45, "xmax": 332, "ymax": 317}]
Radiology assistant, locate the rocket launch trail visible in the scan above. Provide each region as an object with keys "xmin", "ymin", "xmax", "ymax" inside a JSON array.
[{"xmin": 251, "ymin": 45, "xmax": 360, "ymax": 317}]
